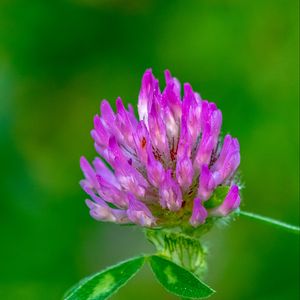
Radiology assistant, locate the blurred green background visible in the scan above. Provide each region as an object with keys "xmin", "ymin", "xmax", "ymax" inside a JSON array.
[{"xmin": 0, "ymin": 0, "xmax": 299, "ymax": 299}]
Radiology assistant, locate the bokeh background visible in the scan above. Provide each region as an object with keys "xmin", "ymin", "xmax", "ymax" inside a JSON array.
[{"xmin": 0, "ymin": 0, "xmax": 299, "ymax": 299}]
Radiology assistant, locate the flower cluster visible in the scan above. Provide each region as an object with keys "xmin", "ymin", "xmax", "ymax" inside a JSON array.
[{"xmin": 80, "ymin": 69, "xmax": 241, "ymax": 228}]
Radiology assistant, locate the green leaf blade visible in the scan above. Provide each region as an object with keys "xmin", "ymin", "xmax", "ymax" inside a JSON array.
[
  {"xmin": 64, "ymin": 256, "xmax": 145, "ymax": 300},
  {"xmin": 149, "ymin": 255, "xmax": 215, "ymax": 299}
]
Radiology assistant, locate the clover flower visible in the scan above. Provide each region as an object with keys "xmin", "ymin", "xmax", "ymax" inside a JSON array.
[{"xmin": 80, "ymin": 69, "xmax": 241, "ymax": 228}]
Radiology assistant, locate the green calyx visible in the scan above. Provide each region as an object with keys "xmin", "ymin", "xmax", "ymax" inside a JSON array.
[{"xmin": 145, "ymin": 228, "xmax": 208, "ymax": 278}]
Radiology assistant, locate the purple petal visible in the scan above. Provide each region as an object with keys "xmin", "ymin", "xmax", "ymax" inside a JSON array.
[
  {"xmin": 100, "ymin": 100, "xmax": 116, "ymax": 127},
  {"xmin": 200, "ymin": 101, "xmax": 222, "ymax": 139},
  {"xmin": 163, "ymin": 105, "xmax": 179, "ymax": 142},
  {"xmin": 162, "ymin": 70, "xmax": 182, "ymax": 121},
  {"xmin": 133, "ymin": 120, "xmax": 151, "ymax": 165},
  {"xmin": 148, "ymin": 98, "xmax": 169, "ymax": 158},
  {"xmin": 92, "ymin": 157, "xmax": 119, "ymax": 187},
  {"xmin": 106, "ymin": 136, "xmax": 128, "ymax": 166},
  {"xmin": 80, "ymin": 156, "xmax": 99, "ymax": 189},
  {"xmin": 193, "ymin": 101, "xmax": 222, "ymax": 172},
  {"xmin": 106, "ymin": 136, "xmax": 149, "ymax": 197},
  {"xmin": 147, "ymin": 151, "xmax": 165, "ymax": 188},
  {"xmin": 159, "ymin": 170, "xmax": 183, "ymax": 211},
  {"xmin": 96, "ymin": 175, "xmax": 127, "ymax": 208},
  {"xmin": 115, "ymin": 97, "xmax": 136, "ymax": 146},
  {"xmin": 177, "ymin": 116, "xmax": 192, "ymax": 159},
  {"xmin": 176, "ymin": 145, "xmax": 193, "ymax": 191},
  {"xmin": 126, "ymin": 193, "xmax": 155, "ymax": 227},
  {"xmin": 213, "ymin": 134, "xmax": 232, "ymax": 169},
  {"xmin": 91, "ymin": 115, "xmax": 110, "ymax": 148},
  {"xmin": 138, "ymin": 69, "xmax": 159, "ymax": 125},
  {"xmin": 86, "ymin": 199, "xmax": 128, "ymax": 223},
  {"xmin": 198, "ymin": 164, "xmax": 216, "ymax": 201},
  {"xmin": 161, "ymin": 70, "xmax": 182, "ymax": 143},
  {"xmin": 113, "ymin": 156, "xmax": 149, "ymax": 198},
  {"xmin": 190, "ymin": 198, "xmax": 208, "ymax": 227},
  {"xmin": 81, "ymin": 184, "xmax": 105, "ymax": 205},
  {"xmin": 164, "ymin": 69, "xmax": 181, "ymax": 99},
  {"xmin": 212, "ymin": 185, "xmax": 241, "ymax": 216},
  {"xmin": 116, "ymin": 170, "xmax": 148, "ymax": 198},
  {"xmin": 193, "ymin": 124, "xmax": 215, "ymax": 171},
  {"xmin": 212, "ymin": 136, "xmax": 240, "ymax": 185},
  {"xmin": 86, "ymin": 199, "xmax": 113, "ymax": 221},
  {"xmin": 182, "ymin": 83, "xmax": 202, "ymax": 145}
]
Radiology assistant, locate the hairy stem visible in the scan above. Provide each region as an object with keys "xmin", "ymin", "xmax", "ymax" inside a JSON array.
[{"xmin": 239, "ymin": 210, "xmax": 300, "ymax": 234}]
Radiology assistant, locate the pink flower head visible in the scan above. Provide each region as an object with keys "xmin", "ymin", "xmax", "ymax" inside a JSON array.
[{"xmin": 80, "ymin": 69, "xmax": 241, "ymax": 227}]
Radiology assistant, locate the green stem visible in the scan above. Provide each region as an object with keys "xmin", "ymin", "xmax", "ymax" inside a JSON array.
[{"xmin": 239, "ymin": 210, "xmax": 300, "ymax": 234}]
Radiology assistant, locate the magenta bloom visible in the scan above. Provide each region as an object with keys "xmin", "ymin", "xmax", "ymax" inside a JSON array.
[{"xmin": 80, "ymin": 69, "xmax": 241, "ymax": 228}]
